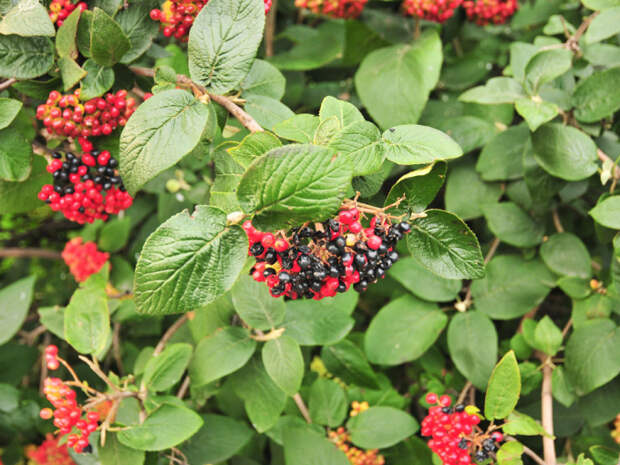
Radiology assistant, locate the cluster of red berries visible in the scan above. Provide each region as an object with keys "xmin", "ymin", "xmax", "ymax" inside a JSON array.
[
  {"xmin": 245, "ymin": 204, "xmax": 410, "ymax": 300},
  {"xmin": 26, "ymin": 434, "xmax": 76, "ymax": 465},
  {"xmin": 40, "ymin": 348, "xmax": 100, "ymax": 454},
  {"xmin": 150, "ymin": 0, "xmax": 272, "ymax": 42},
  {"xmin": 36, "ymin": 89, "xmax": 136, "ymax": 139},
  {"xmin": 48, "ymin": 0, "xmax": 87, "ymax": 26},
  {"xmin": 422, "ymin": 393, "xmax": 503, "ymax": 465},
  {"xmin": 402, "ymin": 0, "xmax": 463, "ymax": 22},
  {"xmin": 44, "ymin": 345, "xmax": 60, "ymax": 371},
  {"xmin": 62, "ymin": 238, "xmax": 109, "ymax": 282},
  {"xmin": 294, "ymin": 0, "xmax": 368, "ymax": 18},
  {"xmin": 462, "ymin": 0, "xmax": 518, "ymax": 25},
  {"xmin": 38, "ymin": 142, "xmax": 133, "ymax": 224}
]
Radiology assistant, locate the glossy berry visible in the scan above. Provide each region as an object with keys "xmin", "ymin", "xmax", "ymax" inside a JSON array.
[
  {"xmin": 48, "ymin": 0, "xmax": 87, "ymax": 26},
  {"xmin": 62, "ymin": 238, "xmax": 109, "ymax": 282},
  {"xmin": 26, "ymin": 433, "xmax": 75, "ymax": 465},
  {"xmin": 463, "ymin": 0, "xmax": 518, "ymax": 24},
  {"xmin": 402, "ymin": 0, "xmax": 463, "ymax": 22},
  {"xmin": 295, "ymin": 0, "xmax": 368, "ymax": 19}
]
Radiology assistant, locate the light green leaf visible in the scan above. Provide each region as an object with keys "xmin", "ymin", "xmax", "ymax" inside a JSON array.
[
  {"xmin": 476, "ymin": 125, "xmax": 528, "ymax": 181},
  {"xmin": 515, "ymin": 98, "xmax": 559, "ymax": 132},
  {"xmin": 134, "ymin": 206, "xmax": 248, "ymax": 315},
  {"xmin": 99, "ymin": 433, "xmax": 145, "ymax": 465},
  {"xmin": 188, "ymin": 0, "xmax": 264, "ymax": 93},
  {"xmin": 0, "ymin": 0, "xmax": 54, "ymax": 37},
  {"xmin": 540, "ymin": 233, "xmax": 591, "ymax": 278},
  {"xmin": 232, "ymin": 274, "xmax": 286, "ymax": 331},
  {"xmin": 90, "ymin": 7, "xmax": 129, "ymax": 67},
  {"xmin": 58, "ymin": 56, "xmax": 86, "ymax": 91},
  {"xmin": 55, "ymin": 7, "xmax": 80, "ymax": 58},
  {"xmin": 524, "ymin": 49, "xmax": 572, "ymax": 94},
  {"xmin": 328, "ymin": 120, "xmax": 385, "ymax": 176},
  {"xmin": 585, "ymin": 7, "xmax": 620, "ymax": 44},
  {"xmin": 143, "ymin": 343, "xmax": 192, "ymax": 392},
  {"xmin": 445, "ymin": 158, "xmax": 502, "ymax": 220},
  {"xmin": 533, "ymin": 316, "xmax": 563, "ymax": 356},
  {"xmin": 262, "ymin": 335, "xmax": 304, "ymax": 396},
  {"xmin": 241, "ymin": 59, "xmax": 286, "ymax": 100},
  {"xmin": 273, "ymin": 114, "xmax": 320, "ymax": 143},
  {"xmin": 483, "ymin": 202, "xmax": 544, "ymax": 248},
  {"xmin": 0, "ymin": 126, "xmax": 32, "ymax": 181},
  {"xmin": 497, "ymin": 441, "xmax": 524, "ymax": 465},
  {"xmin": 244, "ymin": 94, "xmax": 294, "ymax": 130},
  {"xmin": 485, "ymin": 351, "xmax": 521, "ymax": 420},
  {"xmin": 346, "ymin": 406, "xmax": 419, "ymax": 449},
  {"xmin": 382, "ymin": 124, "xmax": 463, "ymax": 165},
  {"xmin": 0, "ymin": 276, "xmax": 35, "ymax": 345},
  {"xmin": 572, "ymin": 67, "xmax": 620, "ymax": 123},
  {"xmin": 390, "ymin": 257, "xmax": 461, "ymax": 302},
  {"xmin": 228, "ymin": 131, "xmax": 282, "ymax": 170},
  {"xmin": 319, "ymin": 96, "xmax": 364, "ymax": 127},
  {"xmin": 590, "ymin": 195, "xmax": 620, "ymax": 229},
  {"xmin": 79, "ymin": 59, "xmax": 114, "ymax": 100},
  {"xmin": 0, "ymin": 157, "xmax": 51, "ymax": 213},
  {"xmin": 0, "ymin": 98, "xmax": 22, "ymax": 130},
  {"xmin": 459, "ymin": 77, "xmax": 526, "ymax": 104}
]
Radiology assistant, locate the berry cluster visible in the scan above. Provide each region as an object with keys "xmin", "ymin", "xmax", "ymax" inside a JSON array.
[
  {"xmin": 40, "ymin": 377, "xmax": 100, "ymax": 454},
  {"xmin": 38, "ymin": 144, "xmax": 133, "ymax": 224},
  {"xmin": 422, "ymin": 393, "xmax": 503, "ymax": 465},
  {"xmin": 329, "ymin": 427, "xmax": 384, "ymax": 465},
  {"xmin": 44, "ymin": 345, "xmax": 60, "ymax": 370},
  {"xmin": 294, "ymin": 0, "xmax": 368, "ymax": 19},
  {"xmin": 402, "ymin": 0, "xmax": 463, "ymax": 22},
  {"xmin": 62, "ymin": 238, "xmax": 109, "ymax": 282},
  {"xmin": 245, "ymin": 203, "xmax": 411, "ymax": 300},
  {"xmin": 26, "ymin": 434, "xmax": 76, "ymax": 465},
  {"xmin": 150, "ymin": 0, "xmax": 271, "ymax": 42},
  {"xmin": 350, "ymin": 400, "xmax": 370, "ymax": 417},
  {"xmin": 36, "ymin": 90, "xmax": 136, "ymax": 139},
  {"xmin": 462, "ymin": 0, "xmax": 518, "ymax": 25},
  {"xmin": 48, "ymin": 0, "xmax": 87, "ymax": 26}
]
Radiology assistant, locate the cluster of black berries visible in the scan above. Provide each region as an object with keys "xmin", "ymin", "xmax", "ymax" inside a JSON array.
[
  {"xmin": 38, "ymin": 140, "xmax": 132, "ymax": 224},
  {"xmin": 244, "ymin": 205, "xmax": 411, "ymax": 300}
]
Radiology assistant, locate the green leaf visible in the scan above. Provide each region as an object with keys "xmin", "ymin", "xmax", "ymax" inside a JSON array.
[
  {"xmin": 308, "ymin": 378, "xmax": 348, "ymax": 427},
  {"xmin": 0, "ymin": 384, "xmax": 19, "ymax": 412},
  {"xmin": 116, "ymin": 3, "xmax": 159, "ymax": 64},
  {"xmin": 99, "ymin": 433, "xmax": 145, "ymax": 465},
  {"xmin": 365, "ymin": 295, "xmax": 447, "ymax": 365},
  {"xmin": 485, "ymin": 351, "xmax": 521, "ymax": 420},
  {"xmin": 573, "ymin": 67, "xmax": 620, "ymax": 123},
  {"xmin": 385, "ymin": 162, "xmax": 446, "ymax": 215},
  {"xmin": 90, "ymin": 7, "xmax": 129, "ymax": 67},
  {"xmin": 134, "ymin": 206, "xmax": 248, "ymax": 315},
  {"xmin": 64, "ymin": 275, "xmax": 110, "ymax": 354},
  {"xmin": 231, "ymin": 274, "xmax": 286, "ymax": 331},
  {"xmin": 0, "ymin": 157, "xmax": 51, "ymax": 213},
  {"xmin": 524, "ymin": 49, "xmax": 572, "ymax": 94},
  {"xmin": 75, "ymin": 9, "xmax": 92, "ymax": 57},
  {"xmin": 0, "ymin": 126, "xmax": 32, "ymax": 181},
  {"xmin": 590, "ymin": 195, "xmax": 620, "ymax": 229},
  {"xmin": 120, "ymin": 89, "xmax": 210, "ymax": 195},
  {"xmin": 552, "ymin": 366, "xmax": 576, "ymax": 407},
  {"xmin": 281, "ymin": 292, "xmax": 356, "ymax": 346},
  {"xmin": 483, "ymin": 202, "xmax": 544, "ymax": 248},
  {"xmin": 228, "ymin": 131, "xmax": 282, "ymax": 169},
  {"xmin": 241, "ymin": 59, "xmax": 286, "ymax": 99},
  {"xmin": 273, "ymin": 114, "xmax": 320, "ymax": 143},
  {"xmin": 382, "ymin": 124, "xmax": 463, "ymax": 165},
  {"xmin": 231, "ymin": 358, "xmax": 286, "ymax": 432},
  {"xmin": 459, "ymin": 77, "xmax": 526, "ymax": 104},
  {"xmin": 0, "ymin": 0, "xmax": 54, "ymax": 37},
  {"xmin": 406, "ymin": 209, "xmax": 485, "ymax": 279},
  {"xmin": 236, "ymin": 144, "xmax": 352, "ymax": 230},
  {"xmin": 55, "ymin": 7, "xmax": 80, "ymax": 58},
  {"xmin": 497, "ymin": 441, "xmax": 524, "ymax": 465},
  {"xmin": 313, "ymin": 116, "xmax": 341, "ymax": 146},
  {"xmin": 447, "ymin": 311, "xmax": 498, "ymax": 390},
  {"xmin": 476, "ymin": 125, "xmax": 528, "ymax": 181},
  {"xmin": 471, "ymin": 255, "xmax": 555, "ymax": 320},
  {"xmin": 0, "ymin": 35, "xmax": 54, "ymax": 79},
  {"xmin": 565, "ymin": 319, "xmax": 620, "ymax": 395},
  {"xmin": 319, "ymin": 96, "xmax": 364, "ymax": 127},
  {"xmin": 434, "ymin": 115, "xmax": 496, "ymax": 154},
  {"xmin": 533, "ymin": 316, "xmax": 563, "ymax": 356},
  {"xmin": 142, "ymin": 343, "xmax": 192, "ymax": 392},
  {"xmin": 58, "ymin": 56, "xmax": 86, "ymax": 91},
  {"xmin": 346, "ymin": 406, "xmax": 419, "ymax": 449},
  {"xmin": 181, "ymin": 414, "xmax": 253, "ymax": 464},
  {"xmin": 532, "ymin": 124, "xmax": 598, "ymax": 181},
  {"xmin": 283, "ymin": 426, "xmax": 349, "ymax": 465},
  {"xmin": 189, "ymin": 327, "xmax": 256, "ymax": 387},
  {"xmin": 118, "ymin": 403, "xmax": 203, "ymax": 451},
  {"xmin": 322, "ymin": 339, "xmax": 379, "ymax": 389},
  {"xmin": 98, "ymin": 216, "xmax": 131, "ymax": 252},
  {"xmin": 188, "ymin": 0, "xmax": 264, "ymax": 93},
  {"xmin": 589, "ymin": 447, "xmax": 620, "ymax": 465},
  {"xmin": 582, "ymin": 0, "xmax": 620, "ymax": 9},
  {"xmin": 0, "ymin": 276, "xmax": 35, "ymax": 345},
  {"xmin": 80, "ymin": 59, "xmax": 114, "ymax": 100},
  {"xmin": 328, "ymin": 121, "xmax": 385, "ymax": 177},
  {"xmin": 244, "ymin": 94, "xmax": 294, "ymax": 130},
  {"xmin": 514, "ymin": 98, "xmax": 559, "ymax": 132},
  {"xmin": 445, "ymin": 158, "xmax": 502, "ymax": 220},
  {"xmin": 262, "ymin": 335, "xmax": 304, "ymax": 395},
  {"xmin": 355, "ymin": 30, "xmax": 442, "ymax": 129},
  {"xmin": 585, "ymin": 7, "xmax": 620, "ymax": 44},
  {"xmin": 540, "ymin": 233, "xmax": 591, "ymax": 278},
  {"xmin": 390, "ymin": 257, "xmax": 461, "ymax": 302},
  {"xmin": 38, "ymin": 306, "xmax": 65, "ymax": 339},
  {"xmin": 0, "ymin": 98, "xmax": 21, "ymax": 130}
]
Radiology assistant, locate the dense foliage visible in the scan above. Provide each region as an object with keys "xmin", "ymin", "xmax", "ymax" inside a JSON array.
[{"xmin": 0, "ymin": 0, "xmax": 619, "ymax": 464}]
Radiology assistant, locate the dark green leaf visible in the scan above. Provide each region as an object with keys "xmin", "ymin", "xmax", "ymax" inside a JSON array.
[
  {"xmin": 232, "ymin": 274, "xmax": 286, "ymax": 331},
  {"xmin": 262, "ymin": 335, "xmax": 304, "ymax": 395},
  {"xmin": 283, "ymin": 426, "xmax": 349, "ymax": 465},
  {"xmin": 541, "ymin": 233, "xmax": 591, "ymax": 278},
  {"xmin": 0, "ymin": 157, "xmax": 51, "ymax": 213},
  {"xmin": 90, "ymin": 7, "xmax": 130, "ymax": 67},
  {"xmin": 99, "ymin": 433, "xmax": 145, "ymax": 465},
  {"xmin": 308, "ymin": 378, "xmax": 348, "ymax": 427},
  {"xmin": 0, "ymin": 35, "xmax": 54, "ymax": 79},
  {"xmin": 0, "ymin": 126, "xmax": 32, "ymax": 181},
  {"xmin": 382, "ymin": 124, "xmax": 463, "ymax": 165},
  {"xmin": 476, "ymin": 125, "xmax": 528, "ymax": 181},
  {"xmin": 143, "ymin": 343, "xmax": 192, "ymax": 392},
  {"xmin": 385, "ymin": 162, "xmax": 446, "ymax": 215},
  {"xmin": 390, "ymin": 257, "xmax": 461, "ymax": 302},
  {"xmin": 241, "ymin": 59, "xmax": 286, "ymax": 99},
  {"xmin": 0, "ymin": 276, "xmax": 35, "ymax": 345},
  {"xmin": 346, "ymin": 406, "xmax": 419, "ymax": 449},
  {"xmin": 80, "ymin": 59, "xmax": 114, "ymax": 100},
  {"xmin": 533, "ymin": 316, "xmax": 563, "ymax": 356},
  {"xmin": 322, "ymin": 339, "xmax": 379, "ymax": 389},
  {"xmin": 58, "ymin": 56, "xmax": 86, "ymax": 91},
  {"xmin": 483, "ymin": 202, "xmax": 544, "ymax": 248},
  {"xmin": 116, "ymin": 3, "xmax": 159, "ymax": 64},
  {"xmin": 55, "ymin": 7, "xmax": 80, "ymax": 58},
  {"xmin": 524, "ymin": 49, "xmax": 572, "ymax": 94},
  {"xmin": 573, "ymin": 67, "xmax": 620, "ymax": 123},
  {"xmin": 445, "ymin": 158, "xmax": 502, "ymax": 220}
]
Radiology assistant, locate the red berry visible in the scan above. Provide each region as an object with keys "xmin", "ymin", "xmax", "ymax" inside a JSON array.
[
  {"xmin": 425, "ymin": 392, "xmax": 438, "ymax": 404},
  {"xmin": 439, "ymin": 395, "xmax": 452, "ymax": 407}
]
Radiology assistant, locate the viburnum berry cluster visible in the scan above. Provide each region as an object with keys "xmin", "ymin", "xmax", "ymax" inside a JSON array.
[
  {"xmin": 422, "ymin": 393, "xmax": 504, "ymax": 465},
  {"xmin": 328, "ymin": 402, "xmax": 384, "ymax": 465},
  {"xmin": 402, "ymin": 0, "xmax": 463, "ymax": 22},
  {"xmin": 48, "ymin": 0, "xmax": 87, "ymax": 26},
  {"xmin": 38, "ymin": 143, "xmax": 133, "ymax": 224},
  {"xmin": 26, "ymin": 433, "xmax": 76, "ymax": 465},
  {"xmin": 462, "ymin": 0, "xmax": 518, "ymax": 25},
  {"xmin": 62, "ymin": 238, "xmax": 109, "ymax": 282},
  {"xmin": 36, "ymin": 89, "xmax": 136, "ymax": 139},
  {"xmin": 39, "ymin": 347, "xmax": 100, "ymax": 454},
  {"xmin": 150, "ymin": 0, "xmax": 272, "ymax": 42},
  {"xmin": 244, "ymin": 199, "xmax": 411, "ymax": 300},
  {"xmin": 294, "ymin": 0, "xmax": 368, "ymax": 19}
]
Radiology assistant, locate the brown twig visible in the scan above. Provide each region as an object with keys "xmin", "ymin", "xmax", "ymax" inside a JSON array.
[
  {"xmin": 293, "ymin": 393, "xmax": 312, "ymax": 423},
  {"xmin": 0, "ymin": 248, "xmax": 62, "ymax": 260},
  {"xmin": 19, "ymin": 325, "xmax": 47, "ymax": 345},
  {"xmin": 506, "ymin": 436, "xmax": 548, "ymax": 465},
  {"xmin": 538, "ymin": 354, "xmax": 556, "ymax": 465},
  {"xmin": 551, "ymin": 209, "xmax": 564, "ymax": 233},
  {"xmin": 128, "ymin": 66, "xmax": 263, "ymax": 133},
  {"xmin": 153, "ymin": 314, "xmax": 189, "ymax": 356},
  {"xmin": 177, "ymin": 375, "xmax": 190, "ymax": 399},
  {"xmin": 456, "ymin": 381, "xmax": 473, "ymax": 405},
  {"xmin": 0, "ymin": 78, "xmax": 16, "ymax": 92},
  {"xmin": 561, "ymin": 319, "xmax": 572, "ymax": 339},
  {"xmin": 78, "ymin": 355, "xmax": 120, "ymax": 392},
  {"xmin": 264, "ymin": 0, "xmax": 278, "ymax": 57}
]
